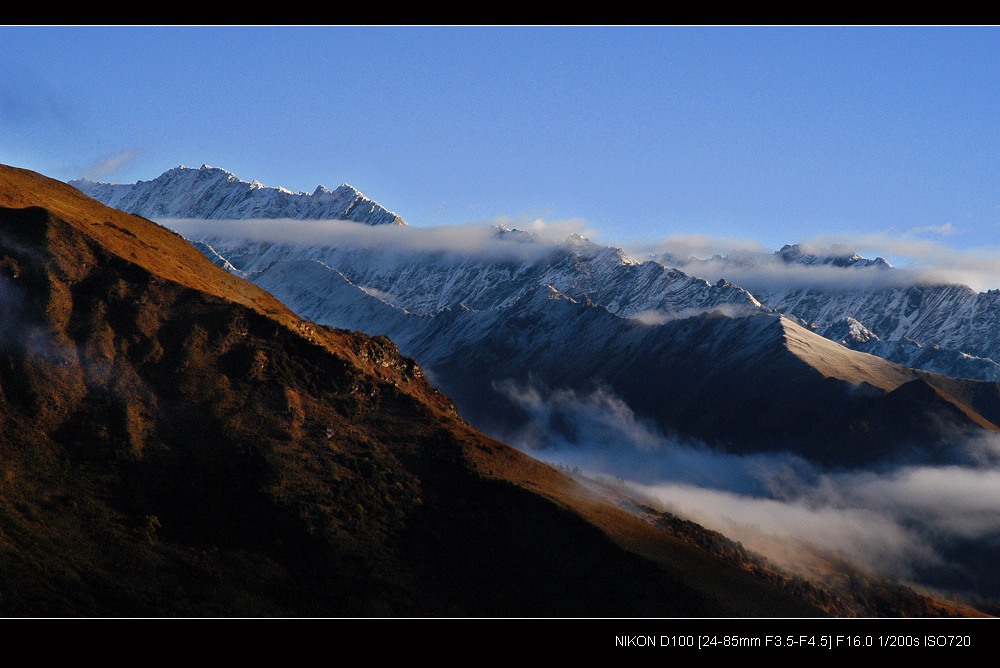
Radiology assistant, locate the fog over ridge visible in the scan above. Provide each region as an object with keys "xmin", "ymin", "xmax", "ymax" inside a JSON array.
[
  {"xmin": 496, "ymin": 379, "xmax": 1000, "ymax": 595},
  {"xmin": 164, "ymin": 216, "xmax": 596, "ymax": 266},
  {"xmin": 165, "ymin": 217, "xmax": 1000, "ymax": 294},
  {"xmin": 628, "ymin": 232, "xmax": 1000, "ymax": 293}
]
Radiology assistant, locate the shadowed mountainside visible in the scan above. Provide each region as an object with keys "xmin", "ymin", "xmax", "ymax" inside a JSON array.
[
  {"xmin": 0, "ymin": 164, "xmax": 984, "ymax": 618},
  {"xmin": 409, "ymin": 289, "xmax": 1000, "ymax": 467},
  {"xmin": 0, "ymin": 165, "xmax": 825, "ymax": 617}
]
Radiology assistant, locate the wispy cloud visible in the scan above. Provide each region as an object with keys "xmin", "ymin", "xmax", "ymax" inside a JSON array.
[
  {"xmin": 628, "ymin": 450, "xmax": 1000, "ymax": 587},
  {"xmin": 494, "ymin": 380, "xmax": 666, "ymax": 455},
  {"xmin": 801, "ymin": 232, "xmax": 1000, "ymax": 292},
  {"xmin": 168, "ymin": 211, "xmax": 1000, "ymax": 293},
  {"xmin": 629, "ymin": 479, "xmax": 942, "ymax": 579},
  {"xmin": 82, "ymin": 149, "xmax": 142, "ymax": 181},
  {"xmin": 630, "ymin": 304, "xmax": 753, "ymax": 326},
  {"xmin": 909, "ymin": 223, "xmax": 958, "ymax": 237},
  {"xmin": 165, "ymin": 216, "xmax": 590, "ymax": 266},
  {"xmin": 628, "ymin": 232, "xmax": 1000, "ymax": 293},
  {"xmin": 358, "ymin": 285, "xmax": 395, "ymax": 302},
  {"xmin": 625, "ymin": 234, "xmax": 771, "ymax": 261},
  {"xmin": 501, "ymin": 216, "xmax": 600, "ymax": 244}
]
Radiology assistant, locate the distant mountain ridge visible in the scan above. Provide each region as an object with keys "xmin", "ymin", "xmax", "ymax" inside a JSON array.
[
  {"xmin": 654, "ymin": 243, "xmax": 1000, "ymax": 380},
  {"xmin": 655, "ymin": 242, "xmax": 893, "ymax": 271},
  {"xmin": 72, "ymin": 166, "xmax": 1000, "ymax": 385},
  {"xmin": 192, "ymin": 227, "xmax": 766, "ymax": 317},
  {"xmin": 69, "ymin": 165, "xmax": 406, "ymax": 225},
  {"xmin": 759, "ymin": 281, "xmax": 1000, "ymax": 363},
  {"xmin": 776, "ymin": 242, "xmax": 893, "ymax": 269},
  {"xmin": 193, "ymin": 224, "xmax": 1000, "ymax": 384}
]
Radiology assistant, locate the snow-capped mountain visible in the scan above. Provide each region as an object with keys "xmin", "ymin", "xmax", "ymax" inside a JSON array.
[
  {"xmin": 818, "ymin": 317, "xmax": 1000, "ymax": 382},
  {"xmin": 192, "ymin": 225, "xmax": 766, "ymax": 318},
  {"xmin": 57, "ymin": 164, "xmax": 1000, "ymax": 610},
  {"xmin": 759, "ymin": 282, "xmax": 1000, "ymax": 363},
  {"xmin": 217, "ymin": 246, "xmax": 1000, "ymax": 466},
  {"xmin": 72, "ymin": 165, "xmax": 1000, "ymax": 388},
  {"xmin": 655, "ymin": 242, "xmax": 893, "ymax": 271},
  {"xmin": 655, "ymin": 244, "xmax": 1000, "ymax": 381},
  {"xmin": 775, "ymin": 242, "xmax": 893, "ymax": 269},
  {"xmin": 209, "ymin": 227, "xmax": 1000, "ymax": 383},
  {"xmin": 69, "ymin": 165, "xmax": 406, "ymax": 225},
  {"xmin": 259, "ymin": 269, "xmax": 1000, "ymax": 464}
]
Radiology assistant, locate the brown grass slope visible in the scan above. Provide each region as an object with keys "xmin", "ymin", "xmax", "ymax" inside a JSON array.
[
  {"xmin": 779, "ymin": 316, "xmax": 1000, "ymax": 460},
  {"xmin": 0, "ymin": 164, "xmax": 840, "ymax": 617}
]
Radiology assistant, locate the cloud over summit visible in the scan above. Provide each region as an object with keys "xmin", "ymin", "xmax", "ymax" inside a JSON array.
[
  {"xmin": 629, "ymin": 232, "xmax": 1000, "ymax": 293},
  {"xmin": 166, "ymin": 216, "xmax": 596, "ymax": 266}
]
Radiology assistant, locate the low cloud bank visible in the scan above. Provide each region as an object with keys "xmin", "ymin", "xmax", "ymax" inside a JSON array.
[
  {"xmin": 631, "ymin": 303, "xmax": 754, "ymax": 325},
  {"xmin": 167, "ymin": 216, "xmax": 1000, "ymax": 294},
  {"xmin": 495, "ymin": 379, "xmax": 1000, "ymax": 596},
  {"xmin": 164, "ymin": 216, "xmax": 598, "ymax": 267},
  {"xmin": 631, "ymin": 233, "xmax": 1000, "ymax": 293}
]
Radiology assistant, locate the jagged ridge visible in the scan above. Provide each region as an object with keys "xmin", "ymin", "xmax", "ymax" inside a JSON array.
[{"xmin": 69, "ymin": 165, "xmax": 406, "ymax": 225}]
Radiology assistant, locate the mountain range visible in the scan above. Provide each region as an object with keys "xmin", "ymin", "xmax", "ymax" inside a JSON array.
[
  {"xmin": 48, "ymin": 162, "xmax": 1000, "ymax": 613},
  {"xmin": 662, "ymin": 243, "xmax": 1000, "ymax": 380},
  {"xmin": 81, "ymin": 166, "xmax": 1000, "ymax": 385},
  {"xmin": 12, "ymin": 163, "xmax": 980, "ymax": 617}
]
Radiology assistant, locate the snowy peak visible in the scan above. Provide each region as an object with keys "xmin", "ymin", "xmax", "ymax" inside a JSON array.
[
  {"xmin": 317, "ymin": 183, "xmax": 404, "ymax": 226},
  {"xmin": 776, "ymin": 243, "xmax": 892, "ymax": 269},
  {"xmin": 566, "ymin": 232, "xmax": 595, "ymax": 248},
  {"xmin": 822, "ymin": 317, "xmax": 880, "ymax": 346},
  {"xmin": 559, "ymin": 233, "xmax": 641, "ymax": 267},
  {"xmin": 69, "ymin": 165, "xmax": 406, "ymax": 226},
  {"xmin": 492, "ymin": 223, "xmax": 540, "ymax": 244}
]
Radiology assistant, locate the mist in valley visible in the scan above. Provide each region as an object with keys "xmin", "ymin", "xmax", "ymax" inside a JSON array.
[{"xmin": 494, "ymin": 379, "xmax": 1000, "ymax": 605}]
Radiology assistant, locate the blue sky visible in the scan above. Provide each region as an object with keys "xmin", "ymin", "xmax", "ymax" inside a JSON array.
[{"xmin": 3, "ymin": 25, "xmax": 1000, "ymax": 268}]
